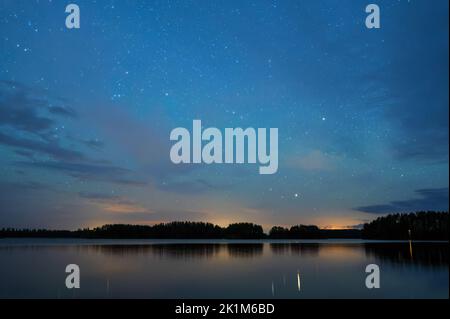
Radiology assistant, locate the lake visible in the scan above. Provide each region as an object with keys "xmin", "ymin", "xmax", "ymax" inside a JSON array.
[{"xmin": 0, "ymin": 239, "xmax": 448, "ymax": 299}]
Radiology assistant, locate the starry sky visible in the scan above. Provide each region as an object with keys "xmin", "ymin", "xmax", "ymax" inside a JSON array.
[{"xmin": 0, "ymin": 0, "xmax": 448, "ymax": 230}]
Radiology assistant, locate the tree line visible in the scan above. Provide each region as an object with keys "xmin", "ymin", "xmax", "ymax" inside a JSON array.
[
  {"xmin": 0, "ymin": 222, "xmax": 266, "ymax": 239},
  {"xmin": 362, "ymin": 211, "xmax": 448, "ymax": 240},
  {"xmin": 0, "ymin": 211, "xmax": 448, "ymax": 239},
  {"xmin": 0, "ymin": 221, "xmax": 358, "ymax": 239}
]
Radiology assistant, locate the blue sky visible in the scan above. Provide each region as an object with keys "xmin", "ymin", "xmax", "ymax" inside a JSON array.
[{"xmin": 0, "ymin": 0, "xmax": 448, "ymax": 230}]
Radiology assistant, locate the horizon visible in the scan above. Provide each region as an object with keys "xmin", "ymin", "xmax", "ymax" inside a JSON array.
[
  {"xmin": 3, "ymin": 210, "xmax": 449, "ymax": 233},
  {"xmin": 1, "ymin": 219, "xmax": 363, "ymax": 232}
]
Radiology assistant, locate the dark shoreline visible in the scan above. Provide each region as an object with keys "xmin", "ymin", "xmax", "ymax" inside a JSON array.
[{"xmin": 1, "ymin": 211, "xmax": 448, "ymax": 240}]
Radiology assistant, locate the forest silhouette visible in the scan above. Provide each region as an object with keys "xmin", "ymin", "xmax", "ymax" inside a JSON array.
[{"xmin": 0, "ymin": 211, "xmax": 448, "ymax": 240}]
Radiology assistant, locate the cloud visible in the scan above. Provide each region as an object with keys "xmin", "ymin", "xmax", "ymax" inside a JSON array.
[
  {"xmin": 0, "ymin": 180, "xmax": 51, "ymax": 192},
  {"xmin": 99, "ymin": 202, "xmax": 150, "ymax": 214},
  {"xmin": 78, "ymin": 191, "xmax": 152, "ymax": 214},
  {"xmin": 78, "ymin": 192, "xmax": 121, "ymax": 200},
  {"xmin": 0, "ymin": 80, "xmax": 75, "ymax": 136},
  {"xmin": 81, "ymin": 138, "xmax": 104, "ymax": 149},
  {"xmin": 20, "ymin": 160, "xmax": 128, "ymax": 175},
  {"xmin": 0, "ymin": 131, "xmax": 87, "ymax": 161},
  {"xmin": 48, "ymin": 106, "xmax": 77, "ymax": 118},
  {"xmin": 355, "ymin": 188, "xmax": 449, "ymax": 214},
  {"xmin": 0, "ymin": 81, "xmax": 91, "ymax": 162},
  {"xmin": 286, "ymin": 150, "xmax": 336, "ymax": 171},
  {"xmin": 12, "ymin": 155, "xmax": 148, "ymax": 188},
  {"xmin": 158, "ymin": 178, "xmax": 229, "ymax": 194},
  {"xmin": 1, "ymin": 81, "xmax": 148, "ymax": 188},
  {"xmin": 16, "ymin": 160, "xmax": 143, "ymax": 185},
  {"xmin": 392, "ymin": 132, "xmax": 449, "ymax": 163},
  {"xmin": 13, "ymin": 149, "xmax": 35, "ymax": 159},
  {"xmin": 78, "ymin": 191, "xmax": 211, "ymax": 223},
  {"xmin": 112, "ymin": 179, "xmax": 148, "ymax": 187},
  {"xmin": 84, "ymin": 102, "xmax": 194, "ymax": 182},
  {"xmin": 0, "ymin": 94, "xmax": 53, "ymax": 134}
]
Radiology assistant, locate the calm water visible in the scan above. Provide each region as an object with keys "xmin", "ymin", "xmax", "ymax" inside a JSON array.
[{"xmin": 0, "ymin": 239, "xmax": 448, "ymax": 299}]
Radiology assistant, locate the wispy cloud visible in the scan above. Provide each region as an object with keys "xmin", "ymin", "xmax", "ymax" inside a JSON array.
[
  {"xmin": 286, "ymin": 150, "xmax": 337, "ymax": 171},
  {"xmin": 0, "ymin": 131, "xmax": 87, "ymax": 161},
  {"xmin": 0, "ymin": 80, "xmax": 72, "ymax": 137},
  {"xmin": 158, "ymin": 178, "xmax": 230, "ymax": 194},
  {"xmin": 355, "ymin": 188, "xmax": 449, "ymax": 214},
  {"xmin": 78, "ymin": 191, "xmax": 151, "ymax": 214},
  {"xmin": 48, "ymin": 105, "xmax": 77, "ymax": 118},
  {"xmin": 17, "ymin": 160, "xmax": 147, "ymax": 187},
  {"xmin": 1, "ymin": 81, "xmax": 148, "ymax": 188}
]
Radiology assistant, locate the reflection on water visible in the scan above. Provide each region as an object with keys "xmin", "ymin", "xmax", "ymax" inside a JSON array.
[
  {"xmin": 270, "ymin": 243, "xmax": 320, "ymax": 256},
  {"xmin": 364, "ymin": 242, "xmax": 449, "ymax": 267},
  {"xmin": 227, "ymin": 243, "xmax": 263, "ymax": 258},
  {"xmin": 0, "ymin": 240, "xmax": 448, "ymax": 299}
]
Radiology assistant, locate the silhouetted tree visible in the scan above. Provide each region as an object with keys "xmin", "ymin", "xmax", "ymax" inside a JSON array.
[
  {"xmin": 289, "ymin": 225, "xmax": 322, "ymax": 239},
  {"xmin": 362, "ymin": 211, "xmax": 449, "ymax": 240},
  {"xmin": 1, "ymin": 212, "xmax": 447, "ymax": 240},
  {"xmin": 269, "ymin": 226, "xmax": 290, "ymax": 239},
  {"xmin": 225, "ymin": 223, "xmax": 265, "ymax": 239}
]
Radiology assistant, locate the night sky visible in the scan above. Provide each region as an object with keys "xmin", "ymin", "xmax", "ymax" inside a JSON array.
[{"xmin": 0, "ymin": 0, "xmax": 448, "ymax": 230}]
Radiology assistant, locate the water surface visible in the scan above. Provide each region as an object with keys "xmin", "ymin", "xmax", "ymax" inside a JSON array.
[{"xmin": 0, "ymin": 239, "xmax": 447, "ymax": 298}]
